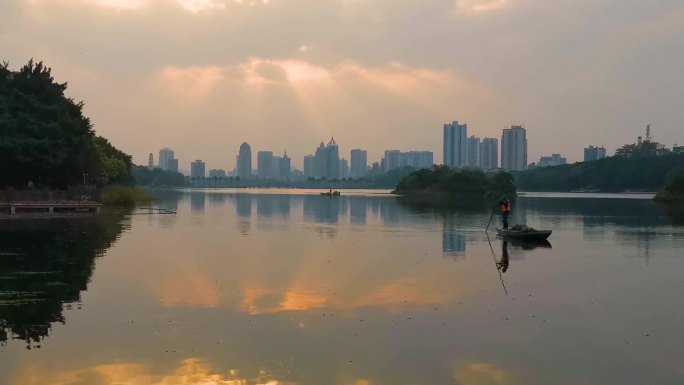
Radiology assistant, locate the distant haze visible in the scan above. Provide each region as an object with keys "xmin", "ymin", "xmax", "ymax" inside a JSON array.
[{"xmin": 2, "ymin": 0, "xmax": 683, "ymax": 170}]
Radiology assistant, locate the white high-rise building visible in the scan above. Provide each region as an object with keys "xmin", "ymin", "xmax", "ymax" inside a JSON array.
[
  {"xmin": 339, "ymin": 158, "xmax": 349, "ymax": 178},
  {"xmin": 350, "ymin": 149, "xmax": 368, "ymax": 178},
  {"xmin": 384, "ymin": 150, "xmax": 401, "ymax": 171},
  {"xmin": 237, "ymin": 142, "xmax": 252, "ymax": 179},
  {"xmin": 480, "ymin": 138, "xmax": 498, "ymax": 170},
  {"xmin": 584, "ymin": 146, "xmax": 607, "ymax": 162},
  {"xmin": 399, "ymin": 151, "xmax": 434, "ymax": 169},
  {"xmin": 501, "ymin": 125, "xmax": 527, "ymax": 171},
  {"xmin": 190, "ymin": 160, "xmax": 206, "ymax": 178},
  {"xmin": 303, "ymin": 155, "xmax": 316, "ymax": 178},
  {"xmin": 466, "ymin": 136, "xmax": 481, "ymax": 169},
  {"xmin": 443, "ymin": 121, "xmax": 467, "ymax": 168},
  {"xmin": 159, "ymin": 147, "xmax": 175, "ymax": 171},
  {"xmin": 257, "ymin": 151, "xmax": 274, "ymax": 179}
]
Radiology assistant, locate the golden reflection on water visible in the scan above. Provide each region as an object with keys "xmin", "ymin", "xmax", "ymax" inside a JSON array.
[
  {"xmin": 453, "ymin": 363, "xmax": 513, "ymax": 385},
  {"xmin": 13, "ymin": 358, "xmax": 293, "ymax": 385}
]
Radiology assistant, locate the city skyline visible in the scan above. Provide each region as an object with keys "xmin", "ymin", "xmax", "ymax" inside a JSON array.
[{"xmin": 3, "ymin": 0, "xmax": 682, "ymax": 171}]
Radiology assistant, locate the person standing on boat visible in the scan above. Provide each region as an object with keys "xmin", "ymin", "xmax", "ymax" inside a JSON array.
[{"xmin": 498, "ymin": 195, "xmax": 511, "ymax": 229}]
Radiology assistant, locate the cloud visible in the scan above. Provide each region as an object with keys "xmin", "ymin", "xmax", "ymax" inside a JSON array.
[{"xmin": 455, "ymin": 0, "xmax": 517, "ymax": 15}]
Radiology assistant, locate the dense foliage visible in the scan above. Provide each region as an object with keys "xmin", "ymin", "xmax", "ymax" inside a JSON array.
[
  {"xmin": 132, "ymin": 165, "xmax": 185, "ymax": 187},
  {"xmin": 0, "ymin": 60, "xmax": 131, "ymax": 188},
  {"xmin": 654, "ymin": 169, "xmax": 684, "ymax": 203},
  {"xmin": 394, "ymin": 166, "xmax": 516, "ymax": 196},
  {"xmin": 516, "ymin": 153, "xmax": 684, "ymax": 192}
]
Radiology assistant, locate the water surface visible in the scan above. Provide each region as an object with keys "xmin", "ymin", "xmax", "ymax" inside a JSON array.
[{"xmin": 1, "ymin": 190, "xmax": 683, "ymax": 384}]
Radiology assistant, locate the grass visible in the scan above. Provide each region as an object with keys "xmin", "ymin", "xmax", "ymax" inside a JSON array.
[{"xmin": 101, "ymin": 186, "xmax": 155, "ymax": 206}]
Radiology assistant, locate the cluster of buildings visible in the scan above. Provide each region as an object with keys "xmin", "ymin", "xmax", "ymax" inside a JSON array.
[
  {"xmin": 148, "ymin": 123, "xmax": 679, "ymax": 179},
  {"xmin": 443, "ymin": 121, "xmax": 527, "ymax": 171}
]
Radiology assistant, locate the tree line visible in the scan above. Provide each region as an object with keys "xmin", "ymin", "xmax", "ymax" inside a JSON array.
[{"xmin": 516, "ymin": 153, "xmax": 684, "ymax": 192}]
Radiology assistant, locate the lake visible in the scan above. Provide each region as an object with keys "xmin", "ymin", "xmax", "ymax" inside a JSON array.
[{"xmin": 1, "ymin": 189, "xmax": 683, "ymax": 385}]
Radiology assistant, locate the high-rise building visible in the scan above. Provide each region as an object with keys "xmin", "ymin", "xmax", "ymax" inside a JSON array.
[
  {"xmin": 159, "ymin": 147, "xmax": 175, "ymax": 171},
  {"xmin": 257, "ymin": 151, "xmax": 274, "ymax": 179},
  {"xmin": 501, "ymin": 125, "xmax": 527, "ymax": 171},
  {"xmin": 350, "ymin": 149, "xmax": 368, "ymax": 178},
  {"xmin": 584, "ymin": 146, "xmax": 607, "ymax": 162},
  {"xmin": 303, "ymin": 155, "xmax": 316, "ymax": 178},
  {"xmin": 237, "ymin": 142, "xmax": 252, "ymax": 179},
  {"xmin": 339, "ymin": 158, "xmax": 349, "ymax": 178},
  {"xmin": 443, "ymin": 121, "xmax": 467, "ymax": 168},
  {"xmin": 480, "ymin": 138, "xmax": 498, "ymax": 170},
  {"xmin": 538, "ymin": 154, "xmax": 567, "ymax": 167},
  {"xmin": 313, "ymin": 138, "xmax": 340, "ymax": 178},
  {"xmin": 279, "ymin": 151, "xmax": 291, "ymax": 180},
  {"xmin": 399, "ymin": 151, "xmax": 434, "ymax": 169},
  {"xmin": 384, "ymin": 150, "xmax": 401, "ymax": 171},
  {"xmin": 148, "ymin": 153, "xmax": 154, "ymax": 169},
  {"xmin": 191, "ymin": 160, "xmax": 206, "ymax": 178},
  {"xmin": 167, "ymin": 158, "xmax": 179, "ymax": 173},
  {"xmin": 466, "ymin": 136, "xmax": 481, "ymax": 169}
]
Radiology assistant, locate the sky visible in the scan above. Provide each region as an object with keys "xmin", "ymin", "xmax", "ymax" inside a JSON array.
[{"xmin": 2, "ymin": 0, "xmax": 683, "ymax": 171}]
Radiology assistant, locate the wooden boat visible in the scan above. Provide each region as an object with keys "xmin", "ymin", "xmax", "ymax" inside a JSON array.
[
  {"xmin": 320, "ymin": 191, "xmax": 341, "ymax": 197},
  {"xmin": 496, "ymin": 227, "xmax": 552, "ymax": 241}
]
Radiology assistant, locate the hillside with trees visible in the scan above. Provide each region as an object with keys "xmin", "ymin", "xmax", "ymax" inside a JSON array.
[
  {"xmin": 0, "ymin": 60, "xmax": 132, "ymax": 188},
  {"xmin": 516, "ymin": 153, "xmax": 684, "ymax": 193},
  {"xmin": 393, "ymin": 166, "xmax": 516, "ymax": 202}
]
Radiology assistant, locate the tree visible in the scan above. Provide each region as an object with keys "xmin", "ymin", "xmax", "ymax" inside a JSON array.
[{"xmin": 0, "ymin": 60, "xmax": 132, "ymax": 188}]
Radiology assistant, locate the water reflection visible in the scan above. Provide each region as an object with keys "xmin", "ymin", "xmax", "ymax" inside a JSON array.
[
  {"xmin": 4, "ymin": 191, "xmax": 684, "ymax": 385},
  {"xmin": 0, "ymin": 212, "xmax": 129, "ymax": 348}
]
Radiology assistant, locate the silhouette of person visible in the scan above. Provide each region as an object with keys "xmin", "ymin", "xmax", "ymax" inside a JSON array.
[
  {"xmin": 497, "ymin": 240, "xmax": 510, "ymax": 273},
  {"xmin": 498, "ymin": 195, "xmax": 511, "ymax": 229}
]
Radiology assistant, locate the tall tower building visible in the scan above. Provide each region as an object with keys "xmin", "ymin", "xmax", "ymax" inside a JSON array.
[
  {"xmin": 324, "ymin": 137, "xmax": 340, "ymax": 179},
  {"xmin": 350, "ymin": 149, "xmax": 368, "ymax": 178},
  {"xmin": 257, "ymin": 151, "xmax": 274, "ymax": 179},
  {"xmin": 303, "ymin": 155, "xmax": 316, "ymax": 178},
  {"xmin": 313, "ymin": 138, "xmax": 340, "ymax": 178},
  {"xmin": 443, "ymin": 121, "xmax": 467, "ymax": 168},
  {"xmin": 384, "ymin": 150, "xmax": 401, "ymax": 171},
  {"xmin": 237, "ymin": 142, "xmax": 252, "ymax": 179},
  {"xmin": 167, "ymin": 159, "xmax": 179, "ymax": 173},
  {"xmin": 466, "ymin": 136, "xmax": 481, "ymax": 169},
  {"xmin": 339, "ymin": 158, "xmax": 349, "ymax": 178},
  {"xmin": 480, "ymin": 138, "xmax": 499, "ymax": 170},
  {"xmin": 148, "ymin": 153, "xmax": 154, "ymax": 169},
  {"xmin": 501, "ymin": 125, "xmax": 528, "ymax": 171},
  {"xmin": 190, "ymin": 160, "xmax": 206, "ymax": 178},
  {"xmin": 159, "ymin": 147, "xmax": 175, "ymax": 171},
  {"xmin": 279, "ymin": 151, "xmax": 291, "ymax": 180}
]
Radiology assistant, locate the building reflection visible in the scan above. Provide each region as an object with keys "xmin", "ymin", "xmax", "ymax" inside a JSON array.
[
  {"xmin": 303, "ymin": 196, "xmax": 340, "ymax": 224},
  {"xmin": 235, "ymin": 194, "xmax": 252, "ymax": 235},
  {"xmin": 0, "ymin": 213, "xmax": 129, "ymax": 348},
  {"xmin": 441, "ymin": 213, "xmax": 467, "ymax": 260},
  {"xmin": 190, "ymin": 192, "xmax": 206, "ymax": 213},
  {"xmin": 349, "ymin": 197, "xmax": 367, "ymax": 225}
]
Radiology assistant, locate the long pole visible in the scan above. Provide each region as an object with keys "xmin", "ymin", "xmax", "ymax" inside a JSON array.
[
  {"xmin": 485, "ymin": 205, "xmax": 498, "ymax": 232},
  {"xmin": 487, "ymin": 234, "xmax": 508, "ymax": 295}
]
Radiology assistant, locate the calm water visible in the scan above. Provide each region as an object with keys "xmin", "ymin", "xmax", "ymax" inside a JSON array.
[{"xmin": 1, "ymin": 190, "xmax": 684, "ymax": 385}]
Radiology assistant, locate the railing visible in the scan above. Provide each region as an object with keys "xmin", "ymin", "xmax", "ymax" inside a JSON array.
[{"xmin": 0, "ymin": 187, "xmax": 100, "ymax": 203}]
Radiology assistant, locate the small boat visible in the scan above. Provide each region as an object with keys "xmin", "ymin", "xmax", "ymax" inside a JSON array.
[
  {"xmin": 320, "ymin": 190, "xmax": 341, "ymax": 197},
  {"xmin": 496, "ymin": 227, "xmax": 552, "ymax": 241}
]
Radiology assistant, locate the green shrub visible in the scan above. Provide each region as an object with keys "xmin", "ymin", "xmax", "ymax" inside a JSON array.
[{"xmin": 101, "ymin": 186, "xmax": 154, "ymax": 206}]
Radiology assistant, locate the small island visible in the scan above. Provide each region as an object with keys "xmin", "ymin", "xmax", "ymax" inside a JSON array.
[
  {"xmin": 392, "ymin": 166, "xmax": 516, "ymax": 204},
  {"xmin": 654, "ymin": 170, "xmax": 684, "ymax": 204}
]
